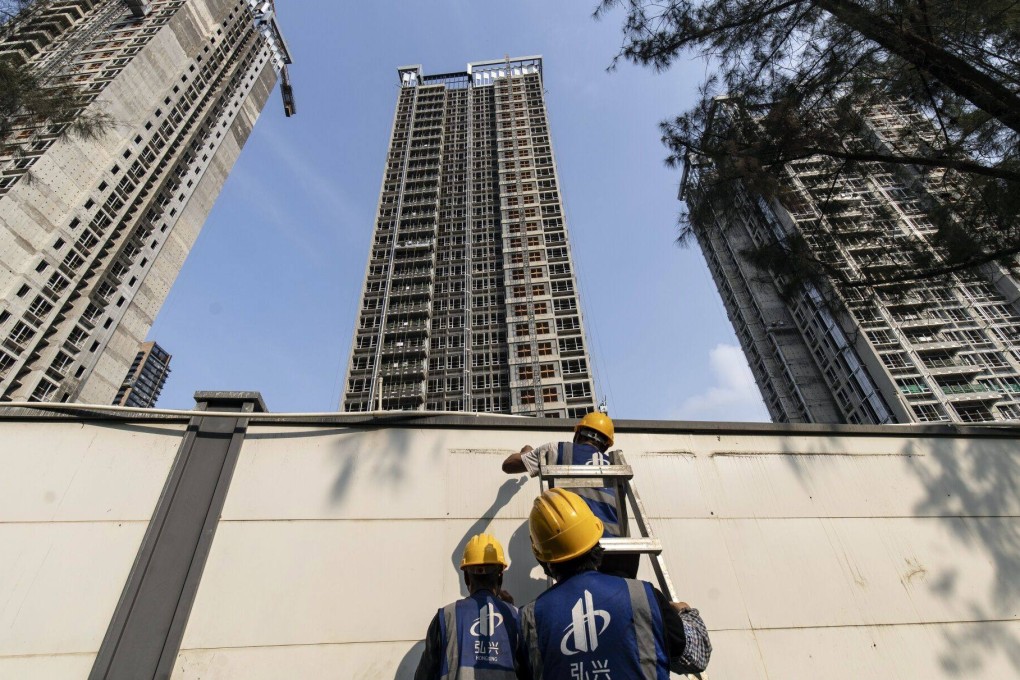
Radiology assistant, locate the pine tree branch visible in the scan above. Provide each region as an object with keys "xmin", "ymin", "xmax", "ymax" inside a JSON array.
[{"xmin": 814, "ymin": 0, "xmax": 1020, "ymax": 134}]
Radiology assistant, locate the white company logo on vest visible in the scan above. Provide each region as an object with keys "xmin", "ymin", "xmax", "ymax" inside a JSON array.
[
  {"xmin": 560, "ymin": 590, "xmax": 611, "ymax": 655},
  {"xmin": 471, "ymin": 602, "xmax": 505, "ymax": 662},
  {"xmin": 585, "ymin": 450, "xmax": 612, "ymax": 466},
  {"xmin": 470, "ymin": 602, "xmax": 504, "ymax": 637}
]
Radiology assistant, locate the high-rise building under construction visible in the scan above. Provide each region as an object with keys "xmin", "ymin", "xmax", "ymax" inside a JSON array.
[
  {"xmin": 685, "ymin": 99, "xmax": 1020, "ymax": 424},
  {"xmin": 342, "ymin": 57, "xmax": 599, "ymax": 417},
  {"xmin": 0, "ymin": 0, "xmax": 293, "ymax": 403}
]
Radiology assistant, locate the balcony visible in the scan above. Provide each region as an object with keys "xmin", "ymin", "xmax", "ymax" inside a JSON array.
[
  {"xmin": 389, "ymin": 285, "xmax": 431, "ymax": 300},
  {"xmin": 387, "ymin": 303, "xmax": 430, "ymax": 316},
  {"xmin": 45, "ymin": 366, "xmax": 69, "ymax": 383},
  {"xmin": 380, "ymin": 394, "xmax": 425, "ymax": 410},
  {"xmin": 898, "ymin": 384, "xmax": 932, "ymax": 397},
  {"xmin": 939, "ymin": 384, "xmax": 1001, "ymax": 402},
  {"xmin": 896, "ymin": 316, "xmax": 947, "ymax": 330},
  {"xmin": 925, "ymin": 363, "xmax": 984, "ymax": 378},
  {"xmin": 2, "ymin": 337, "xmax": 27, "ymax": 354},
  {"xmin": 883, "ymin": 295, "xmax": 928, "ymax": 309},
  {"xmin": 384, "ymin": 321, "xmax": 429, "ymax": 335},
  {"xmin": 22, "ymin": 310, "xmax": 44, "ymax": 328},
  {"xmin": 395, "ymin": 240, "xmax": 434, "ymax": 250},
  {"xmin": 381, "ymin": 344, "xmax": 427, "ymax": 358},
  {"xmin": 380, "ymin": 363, "xmax": 426, "ymax": 380},
  {"xmin": 911, "ymin": 339, "xmax": 963, "ymax": 353}
]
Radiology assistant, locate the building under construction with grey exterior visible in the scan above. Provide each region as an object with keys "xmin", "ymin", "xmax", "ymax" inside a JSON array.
[
  {"xmin": 112, "ymin": 339, "xmax": 170, "ymax": 407},
  {"xmin": 342, "ymin": 57, "xmax": 599, "ymax": 418},
  {"xmin": 684, "ymin": 98, "xmax": 1020, "ymax": 424},
  {"xmin": 0, "ymin": 0, "xmax": 293, "ymax": 404}
]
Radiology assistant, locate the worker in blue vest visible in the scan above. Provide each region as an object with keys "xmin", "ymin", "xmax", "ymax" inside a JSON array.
[
  {"xmin": 502, "ymin": 412, "xmax": 637, "ymax": 577},
  {"xmin": 516, "ymin": 489, "xmax": 711, "ymax": 680},
  {"xmin": 415, "ymin": 533, "xmax": 522, "ymax": 679}
]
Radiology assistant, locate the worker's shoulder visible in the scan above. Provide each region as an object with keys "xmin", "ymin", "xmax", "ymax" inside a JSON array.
[{"xmin": 529, "ymin": 441, "xmax": 559, "ymax": 458}]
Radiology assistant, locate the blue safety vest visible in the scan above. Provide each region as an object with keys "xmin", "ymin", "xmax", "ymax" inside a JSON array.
[
  {"xmin": 439, "ymin": 591, "xmax": 520, "ymax": 679},
  {"xmin": 520, "ymin": 570, "xmax": 669, "ymax": 680},
  {"xmin": 546, "ymin": 442, "xmax": 621, "ymax": 537}
]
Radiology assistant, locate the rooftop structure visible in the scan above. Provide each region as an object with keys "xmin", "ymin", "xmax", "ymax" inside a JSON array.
[
  {"xmin": 0, "ymin": 0, "xmax": 293, "ymax": 404},
  {"xmin": 342, "ymin": 57, "xmax": 599, "ymax": 418},
  {"xmin": 684, "ymin": 99, "xmax": 1020, "ymax": 424},
  {"xmin": 112, "ymin": 339, "xmax": 170, "ymax": 407}
]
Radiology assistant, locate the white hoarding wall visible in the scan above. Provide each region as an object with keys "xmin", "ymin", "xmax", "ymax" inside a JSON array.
[
  {"xmin": 0, "ymin": 420, "xmax": 186, "ymax": 678},
  {"xmin": 0, "ymin": 415, "xmax": 1017, "ymax": 678},
  {"xmin": 176, "ymin": 423, "xmax": 1020, "ymax": 679}
]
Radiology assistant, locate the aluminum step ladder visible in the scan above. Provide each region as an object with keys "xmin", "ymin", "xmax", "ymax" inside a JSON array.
[{"xmin": 538, "ymin": 451, "xmax": 679, "ymax": 602}]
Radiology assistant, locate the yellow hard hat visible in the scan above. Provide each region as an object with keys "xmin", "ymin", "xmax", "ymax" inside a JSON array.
[
  {"xmin": 461, "ymin": 533, "xmax": 508, "ymax": 570},
  {"xmin": 575, "ymin": 412, "xmax": 614, "ymax": 446},
  {"xmin": 529, "ymin": 488, "xmax": 603, "ymax": 564}
]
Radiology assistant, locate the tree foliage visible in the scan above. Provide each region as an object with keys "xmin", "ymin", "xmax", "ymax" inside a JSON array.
[
  {"xmin": 596, "ymin": 0, "xmax": 1020, "ymax": 290},
  {"xmin": 0, "ymin": 0, "xmax": 111, "ymax": 180}
]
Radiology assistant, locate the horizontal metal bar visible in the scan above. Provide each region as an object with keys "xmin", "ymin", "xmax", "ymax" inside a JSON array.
[
  {"xmin": 541, "ymin": 464, "xmax": 633, "ymax": 479},
  {"xmin": 551, "ymin": 479, "xmax": 621, "ymax": 489},
  {"xmin": 600, "ymin": 537, "xmax": 662, "ymax": 554}
]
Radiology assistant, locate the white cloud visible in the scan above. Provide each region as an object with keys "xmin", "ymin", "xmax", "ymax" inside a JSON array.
[{"xmin": 674, "ymin": 344, "xmax": 770, "ymax": 422}]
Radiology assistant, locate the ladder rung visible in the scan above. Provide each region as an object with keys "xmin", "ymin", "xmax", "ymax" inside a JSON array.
[
  {"xmin": 600, "ymin": 537, "xmax": 662, "ymax": 555},
  {"xmin": 552, "ymin": 479, "xmax": 620, "ymax": 489},
  {"xmin": 541, "ymin": 464, "xmax": 633, "ymax": 479}
]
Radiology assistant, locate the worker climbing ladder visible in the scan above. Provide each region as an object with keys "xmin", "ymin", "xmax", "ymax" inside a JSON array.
[{"xmin": 538, "ymin": 451, "xmax": 679, "ymax": 602}]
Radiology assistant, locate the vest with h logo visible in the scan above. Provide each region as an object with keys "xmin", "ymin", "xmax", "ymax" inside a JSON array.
[
  {"xmin": 439, "ymin": 591, "xmax": 520, "ymax": 678},
  {"xmin": 548, "ymin": 442, "xmax": 621, "ymax": 537},
  {"xmin": 520, "ymin": 570, "xmax": 669, "ymax": 680}
]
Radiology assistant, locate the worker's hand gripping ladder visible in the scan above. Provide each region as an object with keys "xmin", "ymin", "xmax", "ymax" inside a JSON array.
[{"xmin": 538, "ymin": 452, "xmax": 679, "ymax": 602}]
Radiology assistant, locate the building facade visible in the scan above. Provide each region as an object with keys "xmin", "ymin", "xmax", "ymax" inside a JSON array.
[
  {"xmin": 112, "ymin": 339, "xmax": 170, "ymax": 406},
  {"xmin": 684, "ymin": 99, "xmax": 1020, "ymax": 424},
  {"xmin": 0, "ymin": 0, "xmax": 292, "ymax": 404},
  {"xmin": 342, "ymin": 57, "xmax": 598, "ymax": 417}
]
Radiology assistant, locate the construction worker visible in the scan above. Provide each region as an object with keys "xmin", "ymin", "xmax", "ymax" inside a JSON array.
[
  {"xmin": 415, "ymin": 533, "xmax": 522, "ymax": 679},
  {"xmin": 502, "ymin": 411, "xmax": 636, "ymax": 576},
  {"xmin": 516, "ymin": 489, "xmax": 711, "ymax": 679}
]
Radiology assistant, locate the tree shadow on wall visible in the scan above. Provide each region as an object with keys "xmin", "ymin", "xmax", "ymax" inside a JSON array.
[
  {"xmin": 771, "ymin": 431, "xmax": 1020, "ymax": 676},
  {"xmin": 907, "ymin": 435, "xmax": 1020, "ymax": 676},
  {"xmin": 328, "ymin": 422, "xmax": 446, "ymax": 505}
]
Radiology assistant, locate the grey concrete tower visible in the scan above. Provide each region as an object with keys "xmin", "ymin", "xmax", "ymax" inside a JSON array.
[
  {"xmin": 0, "ymin": 0, "xmax": 293, "ymax": 403},
  {"xmin": 113, "ymin": 339, "xmax": 170, "ymax": 407},
  {"xmin": 684, "ymin": 99, "xmax": 1020, "ymax": 424},
  {"xmin": 342, "ymin": 57, "xmax": 599, "ymax": 417}
]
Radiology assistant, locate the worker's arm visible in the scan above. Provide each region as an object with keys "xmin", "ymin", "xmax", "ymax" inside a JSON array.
[
  {"xmin": 652, "ymin": 588, "xmax": 712, "ymax": 674},
  {"xmin": 502, "ymin": 445, "xmax": 534, "ymax": 474},
  {"xmin": 413, "ymin": 611, "xmax": 443, "ymax": 680}
]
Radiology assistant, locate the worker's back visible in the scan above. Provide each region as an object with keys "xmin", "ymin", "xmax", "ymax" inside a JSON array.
[
  {"xmin": 544, "ymin": 442, "xmax": 621, "ymax": 536},
  {"xmin": 520, "ymin": 570, "xmax": 669, "ymax": 680},
  {"xmin": 438, "ymin": 590, "xmax": 520, "ymax": 678}
]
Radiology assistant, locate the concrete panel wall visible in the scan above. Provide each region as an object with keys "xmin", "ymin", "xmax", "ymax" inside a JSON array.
[
  {"xmin": 0, "ymin": 420, "xmax": 184, "ymax": 677},
  {"xmin": 0, "ymin": 415, "xmax": 1017, "ymax": 679}
]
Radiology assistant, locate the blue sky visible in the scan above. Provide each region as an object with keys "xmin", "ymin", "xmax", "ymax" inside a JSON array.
[{"xmin": 147, "ymin": 1, "xmax": 769, "ymax": 422}]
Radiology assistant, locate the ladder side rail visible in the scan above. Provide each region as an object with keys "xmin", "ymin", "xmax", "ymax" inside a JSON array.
[
  {"xmin": 610, "ymin": 450, "xmax": 630, "ymax": 540},
  {"xmin": 622, "ymin": 479, "xmax": 679, "ymax": 602},
  {"xmin": 617, "ymin": 452, "xmax": 679, "ymax": 601}
]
